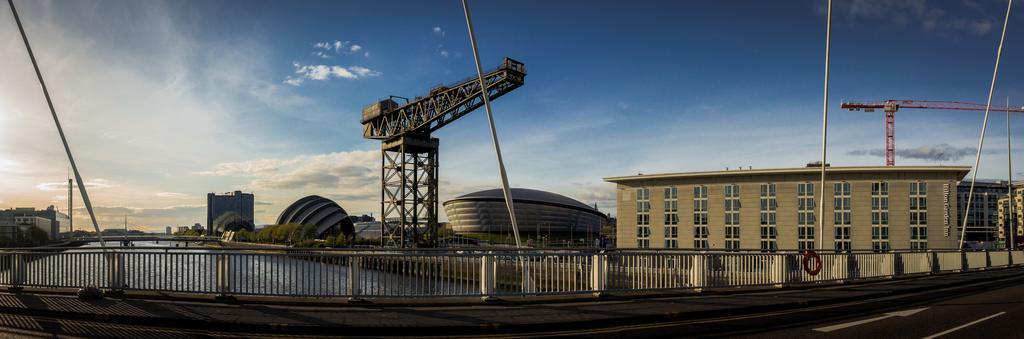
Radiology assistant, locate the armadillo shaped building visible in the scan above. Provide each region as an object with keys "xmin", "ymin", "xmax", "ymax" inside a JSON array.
[{"xmin": 276, "ymin": 195, "xmax": 355, "ymax": 238}]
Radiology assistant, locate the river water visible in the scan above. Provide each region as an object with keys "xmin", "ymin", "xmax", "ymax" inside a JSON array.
[{"xmin": 15, "ymin": 241, "xmax": 476, "ymax": 297}]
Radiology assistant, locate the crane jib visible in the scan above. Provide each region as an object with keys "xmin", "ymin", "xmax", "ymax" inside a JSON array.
[{"xmin": 361, "ymin": 58, "xmax": 526, "ymax": 140}]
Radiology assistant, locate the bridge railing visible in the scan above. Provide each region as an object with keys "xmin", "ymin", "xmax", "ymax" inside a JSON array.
[{"xmin": 0, "ymin": 248, "xmax": 1020, "ymax": 299}]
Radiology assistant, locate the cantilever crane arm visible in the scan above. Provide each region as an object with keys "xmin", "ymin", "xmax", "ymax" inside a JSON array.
[
  {"xmin": 362, "ymin": 58, "xmax": 526, "ymax": 140},
  {"xmin": 841, "ymin": 99, "xmax": 1024, "ymax": 113}
]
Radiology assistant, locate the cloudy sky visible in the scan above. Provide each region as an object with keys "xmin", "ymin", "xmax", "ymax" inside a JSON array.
[{"xmin": 3, "ymin": 0, "xmax": 1024, "ymax": 231}]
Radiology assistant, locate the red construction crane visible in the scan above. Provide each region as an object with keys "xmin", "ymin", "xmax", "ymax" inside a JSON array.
[{"xmin": 840, "ymin": 100, "xmax": 1024, "ymax": 166}]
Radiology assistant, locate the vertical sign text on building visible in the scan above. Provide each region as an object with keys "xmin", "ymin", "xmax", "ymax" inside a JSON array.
[{"xmin": 943, "ymin": 183, "xmax": 950, "ymax": 237}]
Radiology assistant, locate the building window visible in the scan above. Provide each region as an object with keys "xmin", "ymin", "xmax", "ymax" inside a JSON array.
[
  {"xmin": 636, "ymin": 187, "xmax": 650, "ymax": 248},
  {"xmin": 910, "ymin": 182, "xmax": 928, "ymax": 250},
  {"xmin": 834, "ymin": 182, "xmax": 852, "ymax": 251},
  {"xmin": 760, "ymin": 183, "xmax": 778, "ymax": 252},
  {"xmin": 664, "ymin": 187, "xmax": 678, "ymax": 249},
  {"xmin": 797, "ymin": 183, "xmax": 816, "ymax": 250},
  {"xmin": 871, "ymin": 182, "xmax": 890, "ymax": 252},
  {"xmin": 693, "ymin": 185, "xmax": 709, "ymax": 249},
  {"xmin": 724, "ymin": 184, "xmax": 740, "ymax": 250}
]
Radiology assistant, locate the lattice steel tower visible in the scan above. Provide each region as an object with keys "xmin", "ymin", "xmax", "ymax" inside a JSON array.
[{"xmin": 362, "ymin": 58, "xmax": 526, "ymax": 247}]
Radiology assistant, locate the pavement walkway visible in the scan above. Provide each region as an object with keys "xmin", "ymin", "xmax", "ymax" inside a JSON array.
[{"xmin": 0, "ymin": 267, "xmax": 1020, "ymax": 337}]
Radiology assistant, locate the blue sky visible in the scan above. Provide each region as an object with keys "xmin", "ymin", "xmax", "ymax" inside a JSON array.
[{"xmin": 3, "ymin": 0, "xmax": 1024, "ymax": 230}]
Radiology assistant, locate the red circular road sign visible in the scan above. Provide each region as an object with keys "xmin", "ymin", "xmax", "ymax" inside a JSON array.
[{"xmin": 802, "ymin": 250, "xmax": 823, "ymax": 276}]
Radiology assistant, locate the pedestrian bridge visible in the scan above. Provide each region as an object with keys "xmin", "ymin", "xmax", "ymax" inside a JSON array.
[{"xmin": 0, "ymin": 247, "xmax": 1021, "ymax": 299}]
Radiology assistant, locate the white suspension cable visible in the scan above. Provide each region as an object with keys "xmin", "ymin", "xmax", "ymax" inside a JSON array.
[
  {"xmin": 817, "ymin": 0, "xmax": 832, "ymax": 251},
  {"xmin": 8, "ymin": 0, "xmax": 107, "ymax": 250},
  {"xmin": 461, "ymin": 0, "xmax": 522, "ymax": 248},
  {"xmin": 961, "ymin": 0, "xmax": 1012, "ymax": 250}
]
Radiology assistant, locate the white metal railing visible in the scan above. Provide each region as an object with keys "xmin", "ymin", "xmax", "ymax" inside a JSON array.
[{"xmin": 0, "ymin": 248, "xmax": 1020, "ymax": 299}]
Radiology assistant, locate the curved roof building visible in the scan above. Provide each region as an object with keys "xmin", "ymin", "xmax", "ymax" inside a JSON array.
[
  {"xmin": 443, "ymin": 188, "xmax": 607, "ymax": 234},
  {"xmin": 276, "ymin": 195, "xmax": 355, "ymax": 238}
]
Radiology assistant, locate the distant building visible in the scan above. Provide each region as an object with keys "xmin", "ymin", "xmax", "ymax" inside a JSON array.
[
  {"xmin": 351, "ymin": 214, "xmax": 376, "ymax": 223},
  {"xmin": 0, "ymin": 206, "xmax": 67, "ymax": 240},
  {"xmin": 176, "ymin": 226, "xmax": 189, "ymax": 233},
  {"xmin": 957, "ymin": 180, "xmax": 1013, "ymax": 242},
  {"xmin": 0, "ymin": 215, "xmax": 53, "ymax": 245},
  {"xmin": 165, "ymin": 226, "xmax": 172, "ymax": 235},
  {"xmin": 191, "ymin": 223, "xmax": 204, "ymax": 232},
  {"xmin": 996, "ymin": 188, "xmax": 1024, "ymax": 248},
  {"xmin": 353, "ymin": 221, "xmax": 381, "ymax": 240},
  {"xmin": 207, "ymin": 191, "xmax": 253, "ymax": 235},
  {"xmin": 605, "ymin": 165, "xmax": 969, "ymax": 251}
]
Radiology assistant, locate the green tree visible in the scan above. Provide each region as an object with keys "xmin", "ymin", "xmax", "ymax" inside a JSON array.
[
  {"xmin": 302, "ymin": 224, "xmax": 317, "ymax": 240},
  {"xmin": 234, "ymin": 229, "xmax": 252, "ymax": 242}
]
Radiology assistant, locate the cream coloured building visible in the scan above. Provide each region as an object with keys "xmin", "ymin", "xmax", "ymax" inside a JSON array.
[{"xmin": 605, "ymin": 165, "xmax": 969, "ymax": 251}]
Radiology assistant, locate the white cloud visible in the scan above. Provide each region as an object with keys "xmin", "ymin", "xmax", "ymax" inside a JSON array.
[
  {"xmin": 837, "ymin": 0, "xmax": 996, "ymax": 36},
  {"xmin": 200, "ymin": 150, "xmax": 380, "ymax": 201},
  {"xmin": 196, "ymin": 158, "xmax": 292, "ymax": 176},
  {"xmin": 313, "ymin": 51, "xmax": 330, "ymax": 59},
  {"xmin": 284, "ymin": 63, "xmax": 381, "ymax": 85},
  {"xmin": 312, "ymin": 40, "xmax": 367, "ymax": 56},
  {"xmin": 36, "ymin": 179, "xmax": 116, "ymax": 191},
  {"xmin": 156, "ymin": 192, "xmax": 188, "ymax": 198},
  {"xmin": 847, "ymin": 143, "xmax": 987, "ymax": 162},
  {"xmin": 1, "ymin": 1, "xmax": 323, "ymax": 230},
  {"xmin": 282, "ymin": 76, "xmax": 303, "ymax": 86},
  {"xmin": 314, "ymin": 41, "xmax": 332, "ymax": 50},
  {"xmin": 432, "ymin": 27, "xmax": 453, "ymax": 57},
  {"xmin": 347, "ymin": 66, "xmax": 380, "ymax": 78}
]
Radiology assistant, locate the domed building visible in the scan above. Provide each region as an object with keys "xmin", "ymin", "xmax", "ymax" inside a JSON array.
[
  {"xmin": 443, "ymin": 188, "xmax": 607, "ymax": 235},
  {"xmin": 276, "ymin": 195, "xmax": 355, "ymax": 238}
]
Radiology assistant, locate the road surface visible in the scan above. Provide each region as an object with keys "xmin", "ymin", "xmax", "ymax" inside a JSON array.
[{"xmin": 554, "ymin": 269, "xmax": 1024, "ymax": 338}]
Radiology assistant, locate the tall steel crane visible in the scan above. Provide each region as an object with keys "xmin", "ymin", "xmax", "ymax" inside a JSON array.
[
  {"xmin": 841, "ymin": 100, "xmax": 1024, "ymax": 166},
  {"xmin": 362, "ymin": 58, "xmax": 526, "ymax": 247}
]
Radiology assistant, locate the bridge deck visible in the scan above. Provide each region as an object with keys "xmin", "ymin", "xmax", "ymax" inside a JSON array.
[{"xmin": 0, "ymin": 266, "xmax": 1019, "ymax": 337}]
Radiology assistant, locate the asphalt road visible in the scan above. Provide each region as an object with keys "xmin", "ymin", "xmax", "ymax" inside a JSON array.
[
  {"xmin": 541, "ymin": 272, "xmax": 1024, "ymax": 338},
  {"xmin": 733, "ymin": 277, "xmax": 1024, "ymax": 338}
]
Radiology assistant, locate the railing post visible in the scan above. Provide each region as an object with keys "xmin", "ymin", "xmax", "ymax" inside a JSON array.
[
  {"xmin": 105, "ymin": 252, "xmax": 124, "ymax": 291},
  {"xmin": 689, "ymin": 253, "xmax": 707, "ymax": 291},
  {"xmin": 928, "ymin": 250, "xmax": 938, "ymax": 273},
  {"xmin": 216, "ymin": 253, "xmax": 230, "ymax": 295},
  {"xmin": 886, "ymin": 252, "xmax": 896, "ymax": 277},
  {"xmin": 771, "ymin": 253, "xmax": 787, "ymax": 287},
  {"xmin": 9, "ymin": 253, "xmax": 24, "ymax": 291},
  {"xmin": 591, "ymin": 253, "xmax": 607, "ymax": 296},
  {"xmin": 960, "ymin": 251, "xmax": 968, "ymax": 272},
  {"xmin": 480, "ymin": 253, "xmax": 496, "ymax": 299},
  {"xmin": 346, "ymin": 256, "xmax": 362, "ymax": 300}
]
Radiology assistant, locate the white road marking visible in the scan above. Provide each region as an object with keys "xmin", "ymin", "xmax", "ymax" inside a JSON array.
[
  {"xmin": 922, "ymin": 312, "xmax": 1006, "ymax": 339},
  {"xmin": 813, "ymin": 308, "xmax": 929, "ymax": 332}
]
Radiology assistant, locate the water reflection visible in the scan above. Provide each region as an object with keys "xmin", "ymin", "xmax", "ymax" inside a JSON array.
[{"xmin": 20, "ymin": 241, "xmax": 475, "ymax": 297}]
